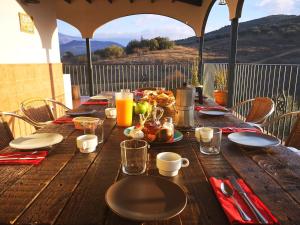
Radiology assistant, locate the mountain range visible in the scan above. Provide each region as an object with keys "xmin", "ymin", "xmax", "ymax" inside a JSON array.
[
  {"xmin": 59, "ymin": 15, "xmax": 300, "ymax": 64},
  {"xmin": 59, "ymin": 33, "xmax": 123, "ymax": 56},
  {"xmin": 176, "ymin": 14, "xmax": 300, "ymax": 64}
]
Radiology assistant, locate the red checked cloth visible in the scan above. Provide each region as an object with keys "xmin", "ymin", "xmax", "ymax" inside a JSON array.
[
  {"xmin": 53, "ymin": 117, "xmax": 73, "ymax": 124},
  {"xmin": 209, "ymin": 177, "xmax": 279, "ymax": 224},
  {"xmin": 221, "ymin": 127, "xmax": 262, "ymax": 134},
  {"xmin": 195, "ymin": 106, "xmax": 228, "ymax": 111},
  {"xmin": 0, "ymin": 151, "xmax": 48, "ymax": 165},
  {"xmin": 82, "ymin": 101, "xmax": 108, "ymax": 105}
]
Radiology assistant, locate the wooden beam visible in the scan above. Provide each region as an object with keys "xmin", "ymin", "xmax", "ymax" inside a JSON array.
[
  {"xmin": 85, "ymin": 38, "xmax": 94, "ymax": 96},
  {"xmin": 173, "ymin": 0, "xmax": 202, "ymax": 6},
  {"xmin": 227, "ymin": 18, "xmax": 239, "ymax": 107}
]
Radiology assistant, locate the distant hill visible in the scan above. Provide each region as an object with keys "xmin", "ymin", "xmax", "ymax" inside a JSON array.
[
  {"xmin": 59, "ymin": 33, "xmax": 123, "ymax": 56},
  {"xmin": 176, "ymin": 15, "xmax": 300, "ymax": 64}
]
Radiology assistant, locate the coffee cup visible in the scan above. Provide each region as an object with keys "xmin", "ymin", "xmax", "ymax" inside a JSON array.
[
  {"xmin": 156, "ymin": 152, "xmax": 189, "ymax": 177},
  {"xmin": 76, "ymin": 134, "xmax": 98, "ymax": 153},
  {"xmin": 105, "ymin": 108, "xmax": 117, "ymax": 119}
]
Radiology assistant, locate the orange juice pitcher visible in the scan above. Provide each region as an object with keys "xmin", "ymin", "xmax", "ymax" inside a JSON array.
[{"xmin": 115, "ymin": 90, "xmax": 133, "ymax": 127}]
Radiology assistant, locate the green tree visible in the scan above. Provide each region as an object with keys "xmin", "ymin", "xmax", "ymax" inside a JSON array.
[
  {"xmin": 126, "ymin": 40, "xmax": 141, "ymax": 54},
  {"xmin": 149, "ymin": 39, "xmax": 159, "ymax": 50},
  {"xmin": 155, "ymin": 37, "xmax": 174, "ymax": 50}
]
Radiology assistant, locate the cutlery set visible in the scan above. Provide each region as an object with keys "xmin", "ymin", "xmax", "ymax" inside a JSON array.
[{"xmin": 221, "ymin": 176, "xmax": 268, "ymax": 224}]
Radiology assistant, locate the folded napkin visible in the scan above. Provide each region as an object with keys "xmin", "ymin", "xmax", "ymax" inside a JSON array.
[
  {"xmin": 0, "ymin": 151, "xmax": 48, "ymax": 165},
  {"xmin": 221, "ymin": 127, "xmax": 262, "ymax": 134},
  {"xmin": 195, "ymin": 106, "xmax": 228, "ymax": 111},
  {"xmin": 82, "ymin": 101, "xmax": 108, "ymax": 105},
  {"xmin": 209, "ymin": 177, "xmax": 278, "ymax": 224},
  {"xmin": 53, "ymin": 117, "xmax": 73, "ymax": 124}
]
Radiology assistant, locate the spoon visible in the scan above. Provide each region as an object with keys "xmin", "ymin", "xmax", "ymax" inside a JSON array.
[{"xmin": 220, "ymin": 182, "xmax": 251, "ymax": 221}]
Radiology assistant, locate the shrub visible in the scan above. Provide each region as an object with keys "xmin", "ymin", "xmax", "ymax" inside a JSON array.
[
  {"xmin": 95, "ymin": 45, "xmax": 124, "ymax": 59},
  {"xmin": 155, "ymin": 37, "xmax": 174, "ymax": 50}
]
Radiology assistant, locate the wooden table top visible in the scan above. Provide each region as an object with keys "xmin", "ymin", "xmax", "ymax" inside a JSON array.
[{"xmin": 0, "ymin": 102, "xmax": 300, "ymax": 225}]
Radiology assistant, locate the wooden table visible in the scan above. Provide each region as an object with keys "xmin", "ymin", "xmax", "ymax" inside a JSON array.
[{"xmin": 0, "ymin": 102, "xmax": 300, "ymax": 225}]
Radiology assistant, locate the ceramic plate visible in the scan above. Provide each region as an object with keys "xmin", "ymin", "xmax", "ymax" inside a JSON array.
[
  {"xmin": 228, "ymin": 132, "xmax": 280, "ymax": 148},
  {"xmin": 105, "ymin": 176, "xmax": 187, "ymax": 221},
  {"xmin": 90, "ymin": 95, "xmax": 109, "ymax": 100},
  {"xmin": 124, "ymin": 127, "xmax": 183, "ymax": 143},
  {"xmin": 199, "ymin": 110, "xmax": 229, "ymax": 116},
  {"xmin": 9, "ymin": 133, "xmax": 63, "ymax": 150},
  {"xmin": 66, "ymin": 109, "xmax": 97, "ymax": 116}
]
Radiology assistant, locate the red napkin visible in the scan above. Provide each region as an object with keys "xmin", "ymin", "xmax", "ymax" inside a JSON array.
[
  {"xmin": 53, "ymin": 117, "xmax": 73, "ymax": 124},
  {"xmin": 82, "ymin": 101, "xmax": 108, "ymax": 105},
  {"xmin": 0, "ymin": 151, "xmax": 48, "ymax": 165},
  {"xmin": 195, "ymin": 106, "xmax": 228, "ymax": 111},
  {"xmin": 209, "ymin": 177, "xmax": 279, "ymax": 224},
  {"xmin": 221, "ymin": 127, "xmax": 262, "ymax": 134}
]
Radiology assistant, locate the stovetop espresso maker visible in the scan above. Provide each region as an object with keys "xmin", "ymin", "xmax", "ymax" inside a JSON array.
[{"xmin": 174, "ymin": 83, "xmax": 195, "ymax": 128}]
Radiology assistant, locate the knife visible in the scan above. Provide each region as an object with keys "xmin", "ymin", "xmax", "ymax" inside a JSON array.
[{"xmin": 228, "ymin": 176, "xmax": 268, "ymax": 224}]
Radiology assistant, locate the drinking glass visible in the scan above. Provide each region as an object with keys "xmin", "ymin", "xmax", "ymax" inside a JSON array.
[
  {"xmin": 120, "ymin": 139, "xmax": 148, "ymax": 175},
  {"xmin": 83, "ymin": 119, "xmax": 104, "ymax": 144},
  {"xmin": 199, "ymin": 127, "xmax": 222, "ymax": 155},
  {"xmin": 115, "ymin": 91, "xmax": 133, "ymax": 127},
  {"xmin": 195, "ymin": 127, "xmax": 202, "ymax": 142}
]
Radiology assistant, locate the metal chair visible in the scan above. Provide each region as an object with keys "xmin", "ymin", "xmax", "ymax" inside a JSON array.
[
  {"xmin": 0, "ymin": 111, "xmax": 41, "ymax": 150},
  {"xmin": 20, "ymin": 98, "xmax": 71, "ymax": 128},
  {"xmin": 232, "ymin": 97, "xmax": 275, "ymax": 124},
  {"xmin": 260, "ymin": 111, "xmax": 300, "ymax": 150}
]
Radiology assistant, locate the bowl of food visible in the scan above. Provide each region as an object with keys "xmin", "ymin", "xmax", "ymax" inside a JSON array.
[{"xmin": 72, "ymin": 117, "xmax": 100, "ymax": 130}]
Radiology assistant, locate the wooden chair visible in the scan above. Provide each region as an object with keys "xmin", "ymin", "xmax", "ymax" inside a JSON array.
[
  {"xmin": 232, "ymin": 97, "xmax": 275, "ymax": 124},
  {"xmin": 0, "ymin": 111, "xmax": 41, "ymax": 150},
  {"xmin": 20, "ymin": 98, "xmax": 70, "ymax": 128},
  {"xmin": 260, "ymin": 111, "xmax": 300, "ymax": 150}
]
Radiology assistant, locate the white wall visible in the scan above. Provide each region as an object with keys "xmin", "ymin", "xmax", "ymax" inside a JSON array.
[{"xmin": 0, "ymin": 0, "xmax": 61, "ymax": 64}]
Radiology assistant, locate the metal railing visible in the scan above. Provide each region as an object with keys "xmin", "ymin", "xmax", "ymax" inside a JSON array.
[
  {"xmin": 63, "ymin": 63, "xmax": 300, "ymax": 144},
  {"xmin": 63, "ymin": 63, "xmax": 194, "ymax": 95}
]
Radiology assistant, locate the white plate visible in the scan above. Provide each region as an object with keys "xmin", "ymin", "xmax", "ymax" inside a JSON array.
[
  {"xmin": 228, "ymin": 132, "xmax": 280, "ymax": 148},
  {"xmin": 90, "ymin": 95, "xmax": 108, "ymax": 100},
  {"xmin": 199, "ymin": 110, "xmax": 229, "ymax": 116},
  {"xmin": 9, "ymin": 133, "xmax": 63, "ymax": 150}
]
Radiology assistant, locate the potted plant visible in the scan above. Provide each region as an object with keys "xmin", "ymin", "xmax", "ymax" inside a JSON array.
[
  {"xmin": 191, "ymin": 60, "xmax": 203, "ymax": 104},
  {"xmin": 214, "ymin": 70, "xmax": 228, "ymax": 106}
]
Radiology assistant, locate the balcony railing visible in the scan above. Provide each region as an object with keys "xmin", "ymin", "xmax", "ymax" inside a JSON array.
[
  {"xmin": 63, "ymin": 63, "xmax": 194, "ymax": 96},
  {"xmin": 63, "ymin": 63, "xmax": 300, "ymax": 144}
]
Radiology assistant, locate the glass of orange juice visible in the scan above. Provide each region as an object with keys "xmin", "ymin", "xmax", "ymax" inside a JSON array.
[{"xmin": 115, "ymin": 90, "xmax": 133, "ymax": 127}]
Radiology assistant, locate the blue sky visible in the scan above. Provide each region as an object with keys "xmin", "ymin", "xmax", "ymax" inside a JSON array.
[{"xmin": 58, "ymin": 0, "xmax": 300, "ymax": 44}]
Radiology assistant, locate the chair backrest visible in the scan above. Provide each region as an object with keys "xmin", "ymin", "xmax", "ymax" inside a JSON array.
[
  {"xmin": 261, "ymin": 111, "xmax": 300, "ymax": 149},
  {"xmin": 285, "ymin": 113, "xmax": 300, "ymax": 149},
  {"xmin": 0, "ymin": 115, "xmax": 14, "ymax": 150},
  {"xmin": 245, "ymin": 97, "xmax": 275, "ymax": 124},
  {"xmin": 20, "ymin": 98, "xmax": 55, "ymax": 123}
]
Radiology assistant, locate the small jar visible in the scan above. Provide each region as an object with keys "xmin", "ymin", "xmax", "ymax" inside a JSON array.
[{"xmin": 163, "ymin": 117, "xmax": 174, "ymax": 138}]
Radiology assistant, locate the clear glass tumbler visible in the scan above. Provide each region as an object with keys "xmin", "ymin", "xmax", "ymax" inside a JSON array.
[
  {"xmin": 83, "ymin": 119, "xmax": 104, "ymax": 144},
  {"xmin": 199, "ymin": 127, "xmax": 222, "ymax": 155},
  {"xmin": 120, "ymin": 139, "xmax": 148, "ymax": 175}
]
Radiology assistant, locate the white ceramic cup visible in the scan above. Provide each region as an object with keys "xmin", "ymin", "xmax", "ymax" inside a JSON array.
[
  {"xmin": 76, "ymin": 135, "xmax": 98, "ymax": 153},
  {"xmin": 156, "ymin": 152, "xmax": 189, "ymax": 177},
  {"xmin": 105, "ymin": 108, "xmax": 117, "ymax": 119}
]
